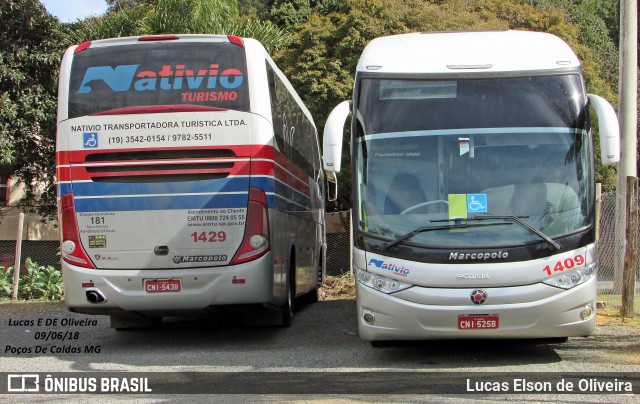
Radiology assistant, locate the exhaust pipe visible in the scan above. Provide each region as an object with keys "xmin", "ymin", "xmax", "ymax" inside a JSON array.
[{"xmin": 85, "ymin": 290, "xmax": 107, "ymax": 304}]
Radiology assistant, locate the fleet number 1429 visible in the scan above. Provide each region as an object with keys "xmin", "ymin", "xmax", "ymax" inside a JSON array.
[{"xmin": 191, "ymin": 231, "xmax": 227, "ymax": 243}]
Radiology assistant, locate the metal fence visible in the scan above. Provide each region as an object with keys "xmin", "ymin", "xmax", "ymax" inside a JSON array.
[
  {"xmin": 596, "ymin": 191, "xmax": 640, "ymax": 311},
  {"xmin": 0, "ymin": 210, "xmax": 60, "ymax": 273},
  {"xmin": 326, "ymin": 211, "xmax": 352, "ymax": 276}
]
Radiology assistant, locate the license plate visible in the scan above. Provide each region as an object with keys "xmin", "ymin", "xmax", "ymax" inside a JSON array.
[
  {"xmin": 144, "ymin": 279, "xmax": 181, "ymax": 293},
  {"xmin": 458, "ymin": 314, "xmax": 499, "ymax": 330}
]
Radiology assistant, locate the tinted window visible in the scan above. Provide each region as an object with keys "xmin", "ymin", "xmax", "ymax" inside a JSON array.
[
  {"xmin": 69, "ymin": 42, "xmax": 249, "ymax": 118},
  {"xmin": 358, "ymin": 75, "xmax": 586, "ymax": 134},
  {"xmin": 267, "ymin": 63, "xmax": 318, "ymax": 178}
]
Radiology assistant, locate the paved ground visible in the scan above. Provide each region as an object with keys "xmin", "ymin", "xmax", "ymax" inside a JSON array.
[{"xmin": 0, "ymin": 299, "xmax": 638, "ymax": 402}]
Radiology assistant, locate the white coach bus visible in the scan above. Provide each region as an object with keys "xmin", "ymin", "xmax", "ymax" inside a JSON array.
[
  {"xmin": 56, "ymin": 35, "xmax": 325, "ymax": 328},
  {"xmin": 323, "ymin": 31, "xmax": 620, "ymax": 343}
]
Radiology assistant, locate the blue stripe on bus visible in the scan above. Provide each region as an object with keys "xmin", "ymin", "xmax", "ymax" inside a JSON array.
[
  {"xmin": 74, "ymin": 193, "xmax": 249, "ymax": 212},
  {"xmin": 70, "ymin": 177, "xmax": 251, "ymax": 197},
  {"xmin": 58, "ymin": 183, "xmax": 73, "ymax": 196},
  {"xmin": 251, "ymin": 177, "xmax": 311, "ymax": 209},
  {"xmin": 63, "ymin": 176, "xmax": 312, "ymax": 212}
]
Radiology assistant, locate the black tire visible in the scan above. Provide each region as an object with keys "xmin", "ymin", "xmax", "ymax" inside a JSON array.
[
  {"xmin": 305, "ymin": 288, "xmax": 319, "ymax": 304},
  {"xmin": 281, "ymin": 256, "xmax": 295, "ymax": 327},
  {"xmin": 281, "ymin": 274, "xmax": 294, "ymax": 327},
  {"xmin": 304, "ymin": 256, "xmax": 321, "ymax": 304}
]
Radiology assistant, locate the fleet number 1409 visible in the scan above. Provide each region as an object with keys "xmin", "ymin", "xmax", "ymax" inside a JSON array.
[{"xmin": 543, "ymin": 255, "xmax": 585, "ymax": 276}]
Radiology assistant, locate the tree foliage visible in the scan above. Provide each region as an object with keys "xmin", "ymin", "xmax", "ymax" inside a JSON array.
[
  {"xmin": 0, "ymin": 0, "xmax": 63, "ymax": 217},
  {"xmin": 68, "ymin": 0, "xmax": 291, "ymax": 54}
]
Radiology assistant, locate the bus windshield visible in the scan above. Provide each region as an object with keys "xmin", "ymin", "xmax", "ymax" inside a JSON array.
[
  {"xmin": 355, "ymin": 74, "xmax": 593, "ymax": 249},
  {"xmin": 68, "ymin": 42, "xmax": 249, "ymax": 118}
]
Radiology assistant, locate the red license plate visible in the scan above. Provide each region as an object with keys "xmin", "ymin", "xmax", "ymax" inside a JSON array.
[
  {"xmin": 144, "ymin": 279, "xmax": 181, "ymax": 293},
  {"xmin": 458, "ymin": 314, "xmax": 499, "ymax": 330}
]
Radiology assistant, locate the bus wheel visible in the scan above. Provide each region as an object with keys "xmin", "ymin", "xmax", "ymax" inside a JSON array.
[
  {"xmin": 281, "ymin": 261, "xmax": 294, "ymax": 327},
  {"xmin": 303, "ymin": 257, "xmax": 322, "ymax": 304},
  {"xmin": 304, "ymin": 288, "xmax": 319, "ymax": 304}
]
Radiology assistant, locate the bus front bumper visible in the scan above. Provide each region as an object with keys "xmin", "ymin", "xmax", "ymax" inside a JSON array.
[{"xmin": 356, "ymin": 277, "xmax": 597, "ymax": 341}]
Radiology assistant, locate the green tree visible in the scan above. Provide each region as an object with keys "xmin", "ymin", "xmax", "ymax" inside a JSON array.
[
  {"xmin": 106, "ymin": 0, "xmax": 146, "ymax": 11},
  {"xmin": 70, "ymin": 0, "xmax": 291, "ymax": 54},
  {"xmin": 0, "ymin": 0, "xmax": 63, "ymax": 217},
  {"xmin": 267, "ymin": 0, "xmax": 314, "ymax": 30}
]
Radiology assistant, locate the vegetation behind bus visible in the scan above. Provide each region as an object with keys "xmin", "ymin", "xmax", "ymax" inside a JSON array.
[
  {"xmin": 0, "ymin": 259, "xmax": 64, "ymax": 301},
  {"xmin": 0, "ymin": 0, "xmax": 627, "ymax": 218}
]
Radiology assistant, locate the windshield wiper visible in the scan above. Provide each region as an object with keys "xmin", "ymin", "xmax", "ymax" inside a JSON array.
[
  {"xmin": 382, "ymin": 215, "xmax": 562, "ymax": 252},
  {"xmin": 382, "ymin": 221, "xmax": 511, "ymax": 252},
  {"xmin": 433, "ymin": 215, "xmax": 562, "ymax": 251}
]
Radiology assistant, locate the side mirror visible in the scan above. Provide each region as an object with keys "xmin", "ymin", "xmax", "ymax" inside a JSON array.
[
  {"xmin": 323, "ymin": 101, "xmax": 350, "ymax": 172},
  {"xmin": 588, "ymin": 94, "xmax": 620, "ymax": 165},
  {"xmin": 327, "ymin": 172, "xmax": 338, "ymax": 202}
]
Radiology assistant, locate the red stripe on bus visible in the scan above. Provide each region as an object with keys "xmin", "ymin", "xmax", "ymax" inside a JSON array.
[{"xmin": 56, "ymin": 145, "xmax": 314, "ymax": 196}]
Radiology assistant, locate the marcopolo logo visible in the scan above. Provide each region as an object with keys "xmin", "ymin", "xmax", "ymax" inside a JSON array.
[
  {"xmin": 173, "ymin": 255, "xmax": 227, "ymax": 264},
  {"xmin": 367, "ymin": 259, "xmax": 410, "ymax": 277},
  {"xmin": 77, "ymin": 63, "xmax": 244, "ymax": 94},
  {"xmin": 449, "ymin": 251, "xmax": 509, "ymax": 261}
]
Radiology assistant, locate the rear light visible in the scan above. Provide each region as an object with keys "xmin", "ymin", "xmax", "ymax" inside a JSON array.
[
  {"xmin": 74, "ymin": 41, "xmax": 92, "ymax": 54},
  {"xmin": 60, "ymin": 194, "xmax": 95, "ymax": 268},
  {"xmin": 231, "ymin": 188, "xmax": 270, "ymax": 264},
  {"xmin": 227, "ymin": 35, "xmax": 244, "ymax": 47},
  {"xmin": 138, "ymin": 35, "xmax": 179, "ymax": 42}
]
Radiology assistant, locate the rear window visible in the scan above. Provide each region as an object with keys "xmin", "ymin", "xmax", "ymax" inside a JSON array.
[{"xmin": 68, "ymin": 42, "xmax": 249, "ymax": 118}]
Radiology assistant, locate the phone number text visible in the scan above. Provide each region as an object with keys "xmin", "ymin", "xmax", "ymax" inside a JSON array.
[{"xmin": 108, "ymin": 133, "xmax": 213, "ymax": 145}]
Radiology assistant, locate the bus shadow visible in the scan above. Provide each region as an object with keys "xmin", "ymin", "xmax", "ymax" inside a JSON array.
[{"xmin": 365, "ymin": 338, "xmax": 565, "ymax": 368}]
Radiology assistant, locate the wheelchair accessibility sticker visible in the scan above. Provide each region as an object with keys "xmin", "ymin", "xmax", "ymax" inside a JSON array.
[
  {"xmin": 449, "ymin": 193, "xmax": 488, "ymax": 220},
  {"xmin": 83, "ymin": 132, "xmax": 98, "ymax": 148},
  {"xmin": 467, "ymin": 194, "xmax": 487, "ymax": 213}
]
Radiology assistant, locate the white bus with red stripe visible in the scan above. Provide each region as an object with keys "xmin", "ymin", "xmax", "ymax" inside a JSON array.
[{"xmin": 56, "ymin": 34, "xmax": 325, "ymax": 328}]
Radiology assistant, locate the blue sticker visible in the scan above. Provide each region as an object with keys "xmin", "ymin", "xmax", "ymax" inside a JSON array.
[
  {"xmin": 83, "ymin": 132, "xmax": 98, "ymax": 148},
  {"xmin": 467, "ymin": 194, "xmax": 487, "ymax": 213}
]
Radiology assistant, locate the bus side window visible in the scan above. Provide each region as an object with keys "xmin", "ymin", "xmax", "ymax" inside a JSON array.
[
  {"xmin": 266, "ymin": 63, "xmax": 284, "ymax": 151},
  {"xmin": 0, "ymin": 176, "xmax": 8, "ymax": 207},
  {"xmin": 267, "ymin": 65, "xmax": 276, "ymax": 98}
]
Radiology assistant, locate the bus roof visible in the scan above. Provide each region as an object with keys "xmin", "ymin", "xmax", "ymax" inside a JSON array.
[
  {"xmin": 356, "ymin": 30, "xmax": 581, "ymax": 75},
  {"xmin": 74, "ymin": 34, "xmax": 245, "ymax": 49}
]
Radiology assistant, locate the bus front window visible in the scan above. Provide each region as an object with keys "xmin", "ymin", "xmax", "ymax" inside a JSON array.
[{"xmin": 355, "ymin": 75, "xmax": 593, "ymax": 249}]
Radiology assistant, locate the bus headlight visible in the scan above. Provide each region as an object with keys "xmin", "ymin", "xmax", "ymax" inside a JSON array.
[
  {"xmin": 543, "ymin": 263, "xmax": 597, "ymax": 289},
  {"xmin": 354, "ymin": 267, "xmax": 411, "ymax": 294}
]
